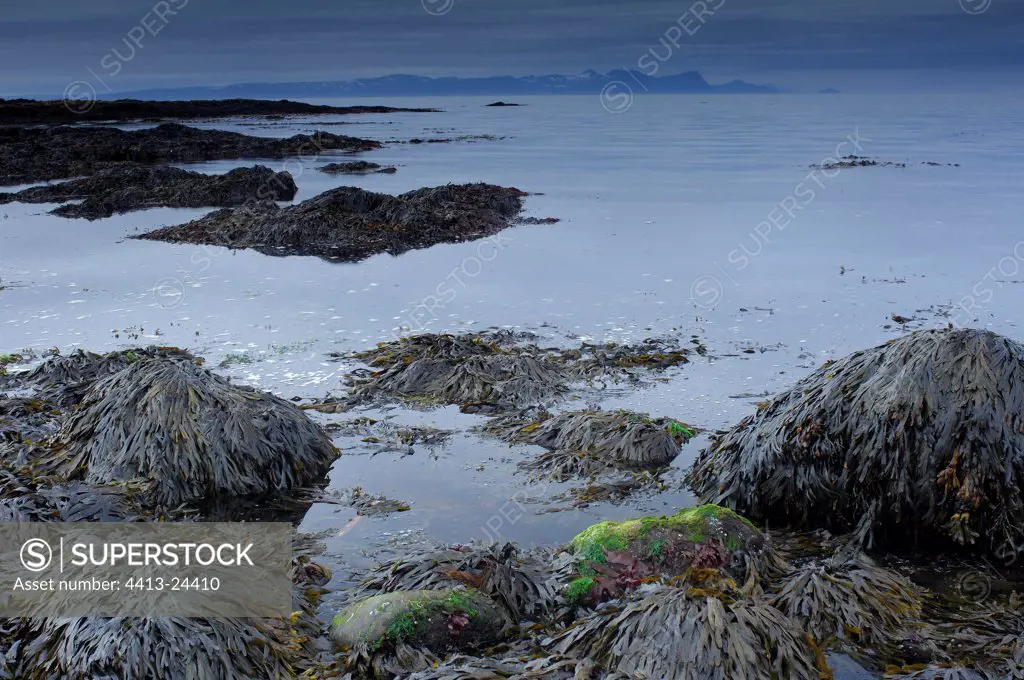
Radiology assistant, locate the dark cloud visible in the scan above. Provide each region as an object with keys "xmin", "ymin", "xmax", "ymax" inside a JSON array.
[{"xmin": 1, "ymin": 0, "xmax": 1022, "ymax": 95}]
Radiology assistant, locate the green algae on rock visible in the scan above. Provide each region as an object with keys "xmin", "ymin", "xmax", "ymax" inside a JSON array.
[
  {"xmin": 330, "ymin": 589, "xmax": 506, "ymax": 655},
  {"xmin": 357, "ymin": 543, "xmax": 559, "ymax": 621},
  {"xmin": 565, "ymin": 505, "xmax": 769, "ymax": 605},
  {"xmin": 689, "ymin": 328, "xmax": 1024, "ymax": 561}
]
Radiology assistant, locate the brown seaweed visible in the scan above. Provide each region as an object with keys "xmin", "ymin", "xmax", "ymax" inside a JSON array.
[
  {"xmin": 0, "ymin": 164, "xmax": 296, "ymax": 219},
  {"xmin": 689, "ymin": 329, "xmax": 1024, "ymax": 561},
  {"xmin": 133, "ymin": 183, "xmax": 531, "ymax": 263},
  {"xmin": 39, "ymin": 357, "xmax": 338, "ymax": 507},
  {"xmin": 0, "ymin": 123, "xmax": 380, "ymax": 185}
]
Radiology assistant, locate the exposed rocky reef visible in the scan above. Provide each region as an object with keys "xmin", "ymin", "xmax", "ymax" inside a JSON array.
[
  {"xmin": 0, "ymin": 122, "xmax": 380, "ymax": 185},
  {"xmin": 134, "ymin": 183, "xmax": 542, "ymax": 262},
  {"xmin": 689, "ymin": 328, "xmax": 1024, "ymax": 561},
  {"xmin": 0, "ymin": 97, "xmax": 439, "ymax": 126},
  {"xmin": 812, "ymin": 155, "xmax": 960, "ymax": 171},
  {"xmin": 0, "ymin": 164, "xmax": 296, "ymax": 219},
  {"xmin": 328, "ymin": 508, "xmax": 1024, "ymax": 679},
  {"xmin": 335, "ymin": 331, "xmax": 694, "ymax": 413},
  {"xmin": 320, "ymin": 160, "xmax": 397, "ymax": 175}
]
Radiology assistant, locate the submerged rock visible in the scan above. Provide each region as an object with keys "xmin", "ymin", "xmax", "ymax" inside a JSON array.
[
  {"xmin": 39, "ymin": 356, "xmax": 337, "ymax": 507},
  {"xmin": 487, "ymin": 409, "xmax": 695, "ymax": 479},
  {"xmin": 134, "ymin": 183, "xmax": 532, "ymax": 262},
  {"xmin": 320, "ymin": 160, "xmax": 397, "ymax": 175},
  {"xmin": 330, "ymin": 589, "xmax": 506, "ymax": 654},
  {"xmin": 0, "ymin": 164, "xmax": 297, "ymax": 219},
  {"xmin": 690, "ymin": 328, "xmax": 1024, "ymax": 561},
  {"xmin": 0, "ymin": 122, "xmax": 380, "ymax": 185},
  {"xmin": 564, "ymin": 505, "xmax": 771, "ymax": 605}
]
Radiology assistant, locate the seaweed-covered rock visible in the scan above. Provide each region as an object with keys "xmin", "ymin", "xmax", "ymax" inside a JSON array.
[
  {"xmin": 770, "ymin": 554, "xmax": 924, "ymax": 653},
  {"xmin": 339, "ymin": 331, "xmax": 693, "ymax": 412},
  {"xmin": 134, "ymin": 183, "xmax": 532, "ymax": 262},
  {"xmin": 358, "ymin": 543, "xmax": 559, "ymax": 621},
  {"xmin": 41, "ymin": 357, "xmax": 337, "ymax": 507},
  {"xmin": 0, "ymin": 122, "xmax": 380, "ymax": 185},
  {"xmin": 544, "ymin": 585, "xmax": 829, "ymax": 680},
  {"xmin": 330, "ymin": 589, "xmax": 506, "ymax": 655},
  {"xmin": 690, "ymin": 329, "xmax": 1024, "ymax": 560},
  {"xmin": 564, "ymin": 505, "xmax": 771, "ymax": 605},
  {"xmin": 488, "ymin": 409, "xmax": 694, "ymax": 479},
  {"xmin": 320, "ymin": 161, "xmax": 397, "ymax": 175},
  {"xmin": 7, "ymin": 555, "xmax": 329, "ymax": 680},
  {"xmin": 0, "ymin": 165, "xmax": 297, "ymax": 219},
  {"xmin": 0, "ymin": 346, "xmax": 195, "ymax": 407}
]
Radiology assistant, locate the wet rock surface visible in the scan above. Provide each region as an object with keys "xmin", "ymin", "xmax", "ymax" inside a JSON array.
[
  {"xmin": 689, "ymin": 328, "xmax": 1024, "ymax": 561},
  {"xmin": 0, "ymin": 97, "xmax": 439, "ymax": 126},
  {"xmin": 320, "ymin": 160, "xmax": 398, "ymax": 175},
  {"xmin": 0, "ymin": 122, "xmax": 380, "ymax": 185},
  {"xmin": 563, "ymin": 505, "xmax": 771, "ymax": 605},
  {"xmin": 134, "ymin": 183, "xmax": 539, "ymax": 262},
  {"xmin": 0, "ymin": 164, "xmax": 297, "ymax": 219}
]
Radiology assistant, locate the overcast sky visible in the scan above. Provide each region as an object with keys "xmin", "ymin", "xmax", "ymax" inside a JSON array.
[{"xmin": 1, "ymin": 0, "xmax": 1022, "ymax": 95}]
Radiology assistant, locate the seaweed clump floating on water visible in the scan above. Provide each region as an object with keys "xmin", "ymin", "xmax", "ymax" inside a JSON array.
[
  {"xmin": 336, "ymin": 331, "xmax": 694, "ymax": 413},
  {"xmin": 134, "ymin": 183, "xmax": 535, "ymax": 263},
  {"xmin": 689, "ymin": 328, "xmax": 1024, "ymax": 561},
  {"xmin": 35, "ymin": 356, "xmax": 338, "ymax": 507}
]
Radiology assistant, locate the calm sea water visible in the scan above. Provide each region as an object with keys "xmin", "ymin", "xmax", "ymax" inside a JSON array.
[{"xmin": 2, "ymin": 93, "xmax": 1022, "ymax": 674}]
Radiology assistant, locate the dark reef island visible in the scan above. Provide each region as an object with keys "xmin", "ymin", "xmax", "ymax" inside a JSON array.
[{"xmin": 1, "ymin": 97, "xmax": 1022, "ymax": 678}]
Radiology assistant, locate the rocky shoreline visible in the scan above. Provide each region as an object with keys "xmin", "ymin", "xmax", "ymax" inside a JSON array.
[
  {"xmin": 0, "ymin": 97, "xmax": 439, "ymax": 126},
  {"xmin": 3, "ymin": 329, "xmax": 1023, "ymax": 678},
  {"xmin": 2, "ymin": 98, "xmax": 1022, "ymax": 679}
]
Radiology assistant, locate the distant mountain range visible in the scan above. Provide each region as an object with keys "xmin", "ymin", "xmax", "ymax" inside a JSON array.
[{"xmin": 104, "ymin": 70, "xmax": 782, "ymax": 100}]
